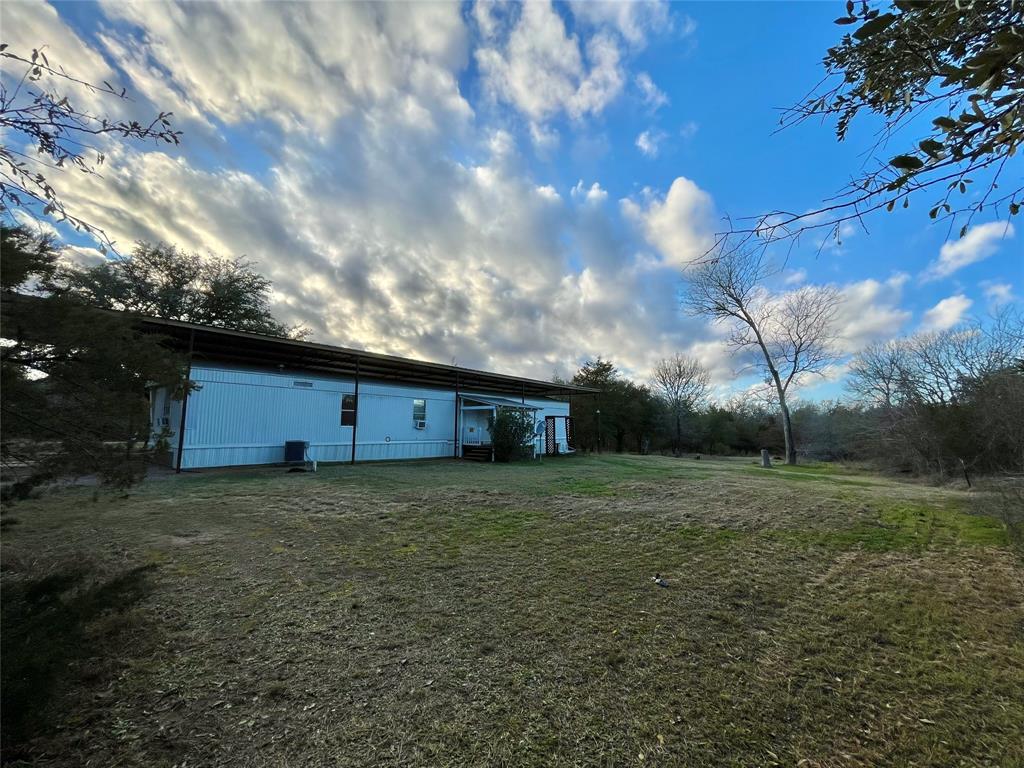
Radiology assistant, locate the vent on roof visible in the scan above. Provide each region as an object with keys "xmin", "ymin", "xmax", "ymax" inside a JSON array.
[{"xmin": 293, "ymin": 381, "xmax": 314, "ymax": 388}]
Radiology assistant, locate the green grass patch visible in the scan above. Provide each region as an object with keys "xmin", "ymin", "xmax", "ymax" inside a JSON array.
[
  {"xmin": 458, "ymin": 507, "xmax": 547, "ymax": 541},
  {"xmin": 767, "ymin": 501, "xmax": 1007, "ymax": 552},
  {"xmin": 676, "ymin": 524, "xmax": 745, "ymax": 545},
  {"xmin": 551, "ymin": 477, "xmax": 617, "ymax": 496}
]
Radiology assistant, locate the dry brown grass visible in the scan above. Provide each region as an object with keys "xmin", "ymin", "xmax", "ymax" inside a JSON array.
[{"xmin": 2, "ymin": 455, "xmax": 1021, "ymax": 766}]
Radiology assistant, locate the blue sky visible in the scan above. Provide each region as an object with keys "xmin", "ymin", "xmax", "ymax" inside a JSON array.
[{"xmin": 3, "ymin": 1, "xmax": 1020, "ymax": 399}]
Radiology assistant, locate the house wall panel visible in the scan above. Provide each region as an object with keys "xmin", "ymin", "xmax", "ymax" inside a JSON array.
[{"xmin": 164, "ymin": 362, "xmax": 575, "ymax": 468}]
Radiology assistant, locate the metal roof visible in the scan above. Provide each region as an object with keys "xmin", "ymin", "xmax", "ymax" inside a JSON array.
[
  {"xmin": 134, "ymin": 314, "xmax": 597, "ymax": 398},
  {"xmin": 462, "ymin": 394, "xmax": 541, "ymax": 410}
]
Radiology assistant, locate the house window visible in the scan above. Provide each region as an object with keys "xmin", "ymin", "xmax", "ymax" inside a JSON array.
[
  {"xmin": 413, "ymin": 398, "xmax": 426, "ymax": 428},
  {"xmin": 293, "ymin": 380, "xmax": 314, "ymax": 388},
  {"xmin": 341, "ymin": 393, "xmax": 357, "ymax": 426}
]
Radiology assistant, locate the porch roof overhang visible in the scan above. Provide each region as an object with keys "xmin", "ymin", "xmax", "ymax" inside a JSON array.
[
  {"xmin": 461, "ymin": 394, "xmax": 541, "ymax": 410},
  {"xmin": 115, "ymin": 309, "xmax": 598, "ymax": 398}
]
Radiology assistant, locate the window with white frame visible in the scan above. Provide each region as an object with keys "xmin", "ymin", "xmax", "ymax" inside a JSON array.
[
  {"xmin": 340, "ymin": 393, "xmax": 357, "ymax": 426},
  {"xmin": 412, "ymin": 398, "xmax": 426, "ymax": 428}
]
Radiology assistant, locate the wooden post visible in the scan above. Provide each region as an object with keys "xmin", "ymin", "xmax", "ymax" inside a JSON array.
[
  {"xmin": 453, "ymin": 371, "xmax": 460, "ymax": 459},
  {"xmin": 174, "ymin": 329, "xmax": 195, "ymax": 473},
  {"xmin": 761, "ymin": 449, "xmax": 772, "ymax": 469},
  {"xmin": 349, "ymin": 356, "xmax": 360, "ymax": 465}
]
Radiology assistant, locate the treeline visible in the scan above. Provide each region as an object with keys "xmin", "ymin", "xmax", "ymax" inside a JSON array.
[
  {"xmin": 565, "ymin": 310, "xmax": 1024, "ymax": 479},
  {"xmin": 1, "ymin": 227, "xmax": 299, "ymax": 497}
]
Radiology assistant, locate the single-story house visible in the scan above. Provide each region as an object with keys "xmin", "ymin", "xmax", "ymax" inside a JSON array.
[{"xmin": 141, "ymin": 316, "xmax": 593, "ymax": 470}]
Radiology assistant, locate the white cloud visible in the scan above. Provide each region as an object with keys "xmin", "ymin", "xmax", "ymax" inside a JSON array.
[
  {"xmin": 472, "ymin": 0, "xmax": 502, "ymax": 38},
  {"xmin": 922, "ymin": 221, "xmax": 1015, "ymax": 281},
  {"xmin": 11, "ymin": 210, "xmax": 60, "ymax": 239},
  {"xmin": 622, "ymin": 177, "xmax": 714, "ymax": 267},
  {"xmin": 536, "ymin": 184, "xmax": 561, "ymax": 201},
  {"xmin": 0, "ymin": 1, "xmax": 124, "ymax": 117},
  {"xmin": 528, "ymin": 121, "xmax": 560, "ymax": 150},
  {"xmin": 635, "ymin": 129, "xmax": 666, "ymax": 157},
  {"xmin": 27, "ymin": 1, "xmax": 717, "ymax": 382},
  {"xmin": 475, "ymin": 2, "xmax": 624, "ymax": 125},
  {"xmin": 635, "ymin": 72, "xmax": 668, "ymax": 109},
  {"xmin": 981, "ymin": 281, "xmax": 1014, "ymax": 307},
  {"xmin": 679, "ymin": 120, "xmax": 699, "ymax": 140},
  {"xmin": 921, "ymin": 294, "xmax": 973, "ymax": 331},
  {"xmin": 99, "ymin": 1, "xmax": 472, "ymax": 136},
  {"xmin": 61, "ymin": 245, "xmax": 108, "ymax": 270},
  {"xmin": 832, "ymin": 273, "xmax": 911, "ymax": 353},
  {"xmin": 45, "ymin": 125, "xmax": 711, "ymax": 385},
  {"xmin": 571, "ymin": 180, "xmax": 608, "ymax": 204},
  {"xmin": 783, "ymin": 268, "xmax": 807, "ymax": 286},
  {"xmin": 570, "ymin": 1, "xmax": 677, "ymax": 47}
]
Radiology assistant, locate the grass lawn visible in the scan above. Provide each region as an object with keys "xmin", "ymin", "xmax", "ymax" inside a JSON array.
[{"xmin": 2, "ymin": 455, "xmax": 1022, "ymax": 767}]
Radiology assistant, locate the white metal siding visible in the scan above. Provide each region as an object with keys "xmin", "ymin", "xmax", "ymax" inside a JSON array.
[{"xmin": 158, "ymin": 362, "xmax": 572, "ymax": 469}]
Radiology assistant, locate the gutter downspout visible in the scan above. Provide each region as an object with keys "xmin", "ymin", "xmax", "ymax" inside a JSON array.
[
  {"xmin": 350, "ymin": 356, "xmax": 360, "ymax": 465},
  {"xmin": 174, "ymin": 328, "xmax": 195, "ymax": 473}
]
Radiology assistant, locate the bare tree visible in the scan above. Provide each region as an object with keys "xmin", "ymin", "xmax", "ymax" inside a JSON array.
[
  {"xmin": 0, "ymin": 44, "xmax": 181, "ymax": 252},
  {"xmin": 651, "ymin": 353, "xmax": 710, "ymax": 454},
  {"xmin": 846, "ymin": 310, "xmax": 1024, "ymax": 477},
  {"xmin": 684, "ymin": 246, "xmax": 841, "ymax": 464},
  {"xmin": 846, "ymin": 339, "xmax": 907, "ymax": 409}
]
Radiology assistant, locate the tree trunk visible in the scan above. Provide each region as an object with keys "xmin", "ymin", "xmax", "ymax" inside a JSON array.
[
  {"xmin": 779, "ymin": 396, "xmax": 796, "ymax": 465},
  {"xmin": 675, "ymin": 411, "xmax": 682, "ymax": 455}
]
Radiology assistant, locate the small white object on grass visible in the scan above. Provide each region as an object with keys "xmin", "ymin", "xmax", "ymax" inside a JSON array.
[{"xmin": 652, "ymin": 573, "xmax": 668, "ymax": 588}]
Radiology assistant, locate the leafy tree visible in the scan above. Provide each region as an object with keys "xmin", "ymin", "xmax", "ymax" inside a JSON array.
[
  {"xmin": 57, "ymin": 242, "xmax": 306, "ymax": 338},
  {"xmin": 570, "ymin": 358, "xmax": 662, "ymax": 453},
  {"xmin": 724, "ymin": 0, "xmax": 1022, "ymax": 251},
  {"xmin": 0, "ymin": 44, "xmax": 180, "ymax": 252},
  {"xmin": 1, "ymin": 226, "xmax": 187, "ymax": 498},
  {"xmin": 489, "ymin": 408, "xmax": 535, "ymax": 462},
  {"xmin": 685, "ymin": 246, "xmax": 841, "ymax": 464}
]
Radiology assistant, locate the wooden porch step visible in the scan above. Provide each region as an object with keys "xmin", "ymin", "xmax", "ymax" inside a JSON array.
[{"xmin": 462, "ymin": 445, "xmax": 493, "ymax": 462}]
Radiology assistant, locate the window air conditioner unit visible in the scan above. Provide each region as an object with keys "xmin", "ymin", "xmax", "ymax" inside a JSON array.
[{"xmin": 414, "ymin": 420, "xmax": 427, "ymax": 430}]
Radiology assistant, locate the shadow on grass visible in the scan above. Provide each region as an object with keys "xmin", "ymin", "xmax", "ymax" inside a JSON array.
[{"xmin": 1, "ymin": 563, "xmax": 157, "ymax": 761}]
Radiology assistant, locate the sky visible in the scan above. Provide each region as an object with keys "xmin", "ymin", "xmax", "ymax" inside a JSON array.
[{"xmin": 2, "ymin": 0, "xmax": 1021, "ymax": 399}]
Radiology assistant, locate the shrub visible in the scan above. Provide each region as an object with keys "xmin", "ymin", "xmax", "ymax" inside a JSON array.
[{"xmin": 489, "ymin": 409, "xmax": 535, "ymax": 462}]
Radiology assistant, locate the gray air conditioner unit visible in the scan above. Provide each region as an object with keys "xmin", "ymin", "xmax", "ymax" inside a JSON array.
[{"xmin": 414, "ymin": 420, "xmax": 427, "ymax": 430}]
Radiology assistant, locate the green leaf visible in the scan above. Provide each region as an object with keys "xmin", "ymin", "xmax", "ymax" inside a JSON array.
[
  {"xmin": 835, "ymin": 16, "xmax": 857, "ymax": 24},
  {"xmin": 890, "ymin": 154, "xmax": 924, "ymax": 171},
  {"xmin": 1011, "ymin": 202, "xmax": 1021, "ymax": 216},
  {"xmin": 854, "ymin": 13, "xmax": 896, "ymax": 40}
]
